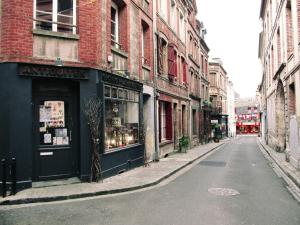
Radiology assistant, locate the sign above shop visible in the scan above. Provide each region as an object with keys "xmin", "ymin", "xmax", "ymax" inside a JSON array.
[{"xmin": 19, "ymin": 64, "xmax": 89, "ymax": 80}]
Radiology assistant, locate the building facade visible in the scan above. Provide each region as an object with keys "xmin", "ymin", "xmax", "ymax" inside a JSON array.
[
  {"xmin": 227, "ymin": 81, "xmax": 236, "ymax": 137},
  {"xmin": 235, "ymin": 98, "xmax": 260, "ymax": 135},
  {"xmin": 154, "ymin": 0, "xmax": 190, "ymax": 156},
  {"xmin": 0, "ymin": 0, "xmax": 154, "ymax": 191},
  {"xmin": 259, "ymin": 0, "xmax": 300, "ymax": 168},
  {"xmin": 208, "ymin": 58, "xmax": 228, "ymax": 139}
]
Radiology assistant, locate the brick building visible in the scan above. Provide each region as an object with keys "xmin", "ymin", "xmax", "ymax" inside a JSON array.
[
  {"xmin": 0, "ymin": 0, "xmax": 153, "ymax": 191},
  {"xmin": 154, "ymin": 0, "xmax": 190, "ymax": 156},
  {"xmin": 258, "ymin": 0, "xmax": 300, "ymax": 169},
  {"xmin": 208, "ymin": 58, "xmax": 228, "ymax": 139}
]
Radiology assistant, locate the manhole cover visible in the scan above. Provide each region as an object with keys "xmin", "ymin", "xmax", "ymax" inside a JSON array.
[
  {"xmin": 199, "ymin": 161, "xmax": 226, "ymax": 167},
  {"xmin": 208, "ymin": 188, "xmax": 240, "ymax": 196}
]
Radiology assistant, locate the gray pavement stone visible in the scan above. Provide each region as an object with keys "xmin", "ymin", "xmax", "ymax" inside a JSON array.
[
  {"xmin": 258, "ymin": 138, "xmax": 300, "ymax": 189},
  {"xmin": 0, "ymin": 141, "xmax": 226, "ymax": 206}
]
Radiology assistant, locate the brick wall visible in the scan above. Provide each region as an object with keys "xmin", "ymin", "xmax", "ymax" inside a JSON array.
[{"xmin": 0, "ymin": 0, "xmax": 33, "ymax": 59}]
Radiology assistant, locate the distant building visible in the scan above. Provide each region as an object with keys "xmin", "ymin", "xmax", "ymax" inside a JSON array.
[
  {"xmin": 235, "ymin": 98, "xmax": 260, "ymax": 134},
  {"xmin": 208, "ymin": 58, "xmax": 228, "ymax": 139}
]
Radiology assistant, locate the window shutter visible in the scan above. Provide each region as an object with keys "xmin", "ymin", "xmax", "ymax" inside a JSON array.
[
  {"xmin": 159, "ymin": 102, "xmax": 162, "ymax": 142},
  {"xmin": 168, "ymin": 45, "xmax": 175, "ymax": 77},
  {"xmin": 173, "ymin": 49, "xmax": 177, "ymax": 78},
  {"xmin": 166, "ymin": 103, "xmax": 173, "ymax": 140},
  {"xmin": 183, "ymin": 61, "xmax": 187, "ymax": 83},
  {"xmin": 157, "ymin": 38, "xmax": 163, "ymax": 74}
]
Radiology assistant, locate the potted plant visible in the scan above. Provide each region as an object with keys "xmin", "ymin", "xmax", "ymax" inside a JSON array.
[{"xmin": 179, "ymin": 136, "xmax": 189, "ymax": 153}]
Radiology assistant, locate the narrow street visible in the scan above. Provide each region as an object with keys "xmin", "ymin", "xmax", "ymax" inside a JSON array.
[{"xmin": 1, "ymin": 136, "xmax": 300, "ymax": 225}]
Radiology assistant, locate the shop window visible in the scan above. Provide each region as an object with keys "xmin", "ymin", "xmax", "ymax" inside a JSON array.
[
  {"xmin": 34, "ymin": 0, "xmax": 76, "ymax": 34},
  {"xmin": 104, "ymin": 85, "xmax": 140, "ymax": 151}
]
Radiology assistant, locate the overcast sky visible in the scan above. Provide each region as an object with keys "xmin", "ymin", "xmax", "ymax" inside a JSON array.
[{"xmin": 196, "ymin": 0, "xmax": 262, "ymax": 98}]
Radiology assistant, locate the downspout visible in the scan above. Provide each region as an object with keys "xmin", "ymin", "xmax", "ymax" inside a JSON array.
[{"xmin": 152, "ymin": 0, "xmax": 159, "ymax": 161}]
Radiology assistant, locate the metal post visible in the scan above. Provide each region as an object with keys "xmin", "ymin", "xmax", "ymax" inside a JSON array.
[
  {"xmin": 11, "ymin": 158, "xmax": 16, "ymax": 195},
  {"xmin": 1, "ymin": 159, "xmax": 6, "ymax": 198}
]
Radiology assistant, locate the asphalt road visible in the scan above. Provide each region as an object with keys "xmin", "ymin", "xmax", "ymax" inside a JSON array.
[{"xmin": 1, "ymin": 136, "xmax": 300, "ymax": 225}]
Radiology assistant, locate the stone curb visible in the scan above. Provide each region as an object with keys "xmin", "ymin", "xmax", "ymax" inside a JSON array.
[
  {"xmin": 0, "ymin": 142, "xmax": 225, "ymax": 206},
  {"xmin": 257, "ymin": 138, "xmax": 300, "ymax": 190}
]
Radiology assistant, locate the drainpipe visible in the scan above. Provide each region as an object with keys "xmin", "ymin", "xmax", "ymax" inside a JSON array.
[{"xmin": 152, "ymin": 0, "xmax": 159, "ymax": 161}]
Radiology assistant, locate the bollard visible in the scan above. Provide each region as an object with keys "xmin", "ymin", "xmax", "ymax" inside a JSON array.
[
  {"xmin": 11, "ymin": 158, "xmax": 16, "ymax": 195},
  {"xmin": 1, "ymin": 159, "xmax": 6, "ymax": 198}
]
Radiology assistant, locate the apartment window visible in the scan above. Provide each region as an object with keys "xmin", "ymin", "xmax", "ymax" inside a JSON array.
[
  {"xmin": 159, "ymin": 101, "xmax": 172, "ymax": 142},
  {"xmin": 277, "ymin": 28, "xmax": 281, "ymax": 66},
  {"xmin": 170, "ymin": 0, "xmax": 177, "ymax": 31},
  {"xmin": 289, "ymin": 83, "xmax": 296, "ymax": 115},
  {"xmin": 168, "ymin": 45, "xmax": 178, "ymax": 80},
  {"xmin": 181, "ymin": 57, "xmax": 187, "ymax": 84},
  {"xmin": 111, "ymin": 2, "xmax": 119, "ymax": 48},
  {"xmin": 142, "ymin": 21, "xmax": 150, "ymax": 66},
  {"xmin": 286, "ymin": 1, "xmax": 294, "ymax": 58},
  {"xmin": 201, "ymin": 55, "xmax": 204, "ymax": 74},
  {"xmin": 157, "ymin": 37, "xmax": 168, "ymax": 76},
  {"xmin": 34, "ymin": 0, "xmax": 76, "ymax": 34},
  {"xmin": 159, "ymin": 0, "xmax": 167, "ymax": 20},
  {"xmin": 179, "ymin": 11, "xmax": 185, "ymax": 42}
]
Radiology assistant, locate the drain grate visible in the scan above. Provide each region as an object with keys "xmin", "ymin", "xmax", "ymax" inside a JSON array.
[
  {"xmin": 208, "ymin": 188, "xmax": 240, "ymax": 196},
  {"xmin": 198, "ymin": 161, "xmax": 226, "ymax": 167}
]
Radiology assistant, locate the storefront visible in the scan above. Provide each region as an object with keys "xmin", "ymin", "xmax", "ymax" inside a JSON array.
[
  {"xmin": 99, "ymin": 73, "xmax": 144, "ymax": 178},
  {"xmin": 0, "ymin": 63, "xmax": 144, "ymax": 192},
  {"xmin": 236, "ymin": 122, "xmax": 260, "ymax": 134}
]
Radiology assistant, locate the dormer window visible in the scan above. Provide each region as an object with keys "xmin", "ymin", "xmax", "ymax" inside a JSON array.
[{"xmin": 34, "ymin": 0, "xmax": 76, "ymax": 34}]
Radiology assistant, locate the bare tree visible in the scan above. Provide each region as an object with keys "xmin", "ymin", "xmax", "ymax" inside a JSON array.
[{"xmin": 83, "ymin": 96, "xmax": 103, "ymax": 182}]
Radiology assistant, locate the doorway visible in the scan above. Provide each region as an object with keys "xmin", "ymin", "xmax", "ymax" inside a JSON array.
[{"xmin": 33, "ymin": 80, "xmax": 79, "ymax": 181}]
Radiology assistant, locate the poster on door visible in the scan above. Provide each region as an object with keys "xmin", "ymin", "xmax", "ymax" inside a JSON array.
[{"xmin": 40, "ymin": 101, "xmax": 65, "ymax": 128}]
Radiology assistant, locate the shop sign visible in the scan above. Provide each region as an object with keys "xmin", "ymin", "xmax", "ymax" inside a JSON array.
[
  {"xmin": 211, "ymin": 120, "xmax": 218, "ymax": 124},
  {"xmin": 19, "ymin": 64, "xmax": 89, "ymax": 79}
]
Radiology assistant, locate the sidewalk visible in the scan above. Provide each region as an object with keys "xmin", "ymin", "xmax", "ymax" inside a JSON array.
[
  {"xmin": 0, "ymin": 141, "xmax": 226, "ymax": 206},
  {"xmin": 258, "ymin": 138, "xmax": 300, "ymax": 190}
]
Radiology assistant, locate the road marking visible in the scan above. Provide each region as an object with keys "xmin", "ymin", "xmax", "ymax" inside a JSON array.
[{"xmin": 208, "ymin": 188, "xmax": 240, "ymax": 196}]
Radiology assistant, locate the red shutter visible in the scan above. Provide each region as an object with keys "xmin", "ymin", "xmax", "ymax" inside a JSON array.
[
  {"xmin": 166, "ymin": 102, "xmax": 173, "ymax": 140},
  {"xmin": 174, "ymin": 49, "xmax": 177, "ymax": 78},
  {"xmin": 183, "ymin": 61, "xmax": 187, "ymax": 83},
  {"xmin": 168, "ymin": 45, "xmax": 175, "ymax": 77},
  {"xmin": 158, "ymin": 102, "xmax": 162, "ymax": 142}
]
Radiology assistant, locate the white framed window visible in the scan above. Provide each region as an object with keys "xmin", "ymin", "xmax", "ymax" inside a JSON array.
[
  {"xmin": 170, "ymin": 0, "xmax": 177, "ymax": 31},
  {"xmin": 34, "ymin": 0, "xmax": 77, "ymax": 34},
  {"xmin": 179, "ymin": 10, "xmax": 185, "ymax": 42},
  {"xmin": 159, "ymin": 0, "xmax": 168, "ymax": 21},
  {"xmin": 111, "ymin": 2, "xmax": 119, "ymax": 48},
  {"xmin": 160, "ymin": 102, "xmax": 167, "ymax": 141}
]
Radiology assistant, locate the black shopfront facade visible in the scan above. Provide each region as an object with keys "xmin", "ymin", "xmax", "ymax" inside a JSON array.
[{"xmin": 0, "ymin": 62, "xmax": 144, "ymax": 192}]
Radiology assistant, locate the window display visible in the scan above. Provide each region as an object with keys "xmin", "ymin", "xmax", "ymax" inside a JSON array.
[
  {"xmin": 39, "ymin": 100, "xmax": 70, "ymax": 146},
  {"xmin": 104, "ymin": 85, "xmax": 140, "ymax": 151}
]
